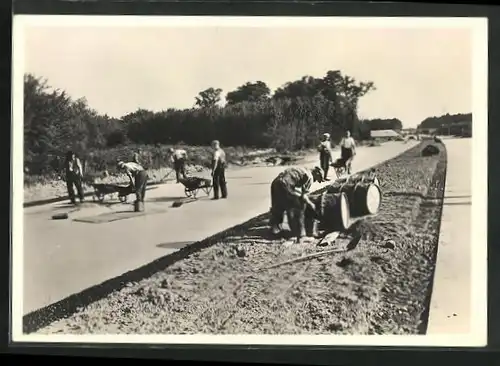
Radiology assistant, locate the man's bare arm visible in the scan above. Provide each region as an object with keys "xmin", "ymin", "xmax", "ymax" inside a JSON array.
[{"xmin": 126, "ymin": 171, "xmax": 134, "ymax": 187}]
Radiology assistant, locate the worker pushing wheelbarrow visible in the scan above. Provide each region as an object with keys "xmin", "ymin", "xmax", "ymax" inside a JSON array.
[
  {"xmin": 117, "ymin": 160, "xmax": 149, "ymax": 212},
  {"xmin": 330, "ymin": 130, "xmax": 357, "ymax": 179}
]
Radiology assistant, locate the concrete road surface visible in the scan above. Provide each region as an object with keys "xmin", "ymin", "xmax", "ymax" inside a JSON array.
[
  {"xmin": 427, "ymin": 138, "xmax": 472, "ymax": 334},
  {"xmin": 21, "ymin": 141, "xmax": 417, "ymax": 315}
]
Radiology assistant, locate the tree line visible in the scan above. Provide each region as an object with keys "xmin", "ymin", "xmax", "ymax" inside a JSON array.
[
  {"xmin": 417, "ymin": 112, "xmax": 472, "ymax": 130},
  {"xmin": 23, "ymin": 70, "xmax": 402, "ymax": 176}
]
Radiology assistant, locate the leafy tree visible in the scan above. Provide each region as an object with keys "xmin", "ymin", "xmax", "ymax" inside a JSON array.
[
  {"xmin": 194, "ymin": 87, "xmax": 223, "ymax": 108},
  {"xmin": 273, "ymin": 76, "xmax": 325, "ymax": 99},
  {"xmin": 418, "ymin": 113, "xmax": 472, "ymax": 129},
  {"xmin": 225, "ymin": 81, "xmax": 271, "ymax": 105},
  {"xmin": 24, "ymin": 69, "xmax": 379, "ymax": 177},
  {"xmin": 362, "ymin": 118, "xmax": 404, "ymax": 131}
]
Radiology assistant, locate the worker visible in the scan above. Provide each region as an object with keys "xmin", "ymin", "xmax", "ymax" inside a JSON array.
[
  {"xmin": 117, "ymin": 160, "xmax": 148, "ymax": 209},
  {"xmin": 269, "ymin": 166, "xmax": 325, "ymax": 242},
  {"xmin": 317, "ymin": 132, "xmax": 333, "ymax": 181},
  {"xmin": 65, "ymin": 150, "xmax": 85, "ymax": 204},
  {"xmin": 211, "ymin": 140, "xmax": 227, "ymax": 200},
  {"xmin": 339, "ymin": 130, "xmax": 357, "ymax": 174},
  {"xmin": 133, "ymin": 149, "xmax": 142, "ymax": 164},
  {"xmin": 167, "ymin": 147, "xmax": 188, "ymax": 183}
]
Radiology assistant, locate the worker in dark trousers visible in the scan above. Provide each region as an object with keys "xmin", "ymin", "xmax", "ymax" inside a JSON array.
[
  {"xmin": 65, "ymin": 150, "xmax": 85, "ymax": 204},
  {"xmin": 317, "ymin": 132, "xmax": 333, "ymax": 181},
  {"xmin": 339, "ymin": 130, "xmax": 357, "ymax": 174},
  {"xmin": 211, "ymin": 140, "xmax": 227, "ymax": 200},
  {"xmin": 167, "ymin": 147, "xmax": 188, "ymax": 183},
  {"xmin": 269, "ymin": 166, "xmax": 325, "ymax": 242},
  {"xmin": 117, "ymin": 160, "xmax": 148, "ymax": 211}
]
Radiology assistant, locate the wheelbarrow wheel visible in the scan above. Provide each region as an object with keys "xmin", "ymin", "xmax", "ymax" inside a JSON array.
[
  {"xmin": 185, "ymin": 187, "xmax": 193, "ymax": 198},
  {"xmin": 98, "ymin": 193, "xmax": 105, "ymax": 202},
  {"xmin": 119, "ymin": 195, "xmax": 128, "ymax": 203}
]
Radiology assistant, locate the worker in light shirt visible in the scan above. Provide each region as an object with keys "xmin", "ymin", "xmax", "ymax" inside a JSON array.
[
  {"xmin": 317, "ymin": 132, "xmax": 333, "ymax": 181},
  {"xmin": 167, "ymin": 147, "xmax": 188, "ymax": 183},
  {"xmin": 269, "ymin": 166, "xmax": 325, "ymax": 242},
  {"xmin": 117, "ymin": 160, "xmax": 148, "ymax": 204},
  {"xmin": 211, "ymin": 140, "xmax": 228, "ymax": 200},
  {"xmin": 339, "ymin": 130, "xmax": 356, "ymax": 174}
]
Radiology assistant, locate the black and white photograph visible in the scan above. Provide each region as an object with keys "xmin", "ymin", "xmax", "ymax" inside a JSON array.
[{"xmin": 12, "ymin": 16, "xmax": 487, "ymax": 346}]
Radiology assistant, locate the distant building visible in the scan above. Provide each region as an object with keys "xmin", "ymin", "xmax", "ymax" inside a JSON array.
[{"xmin": 370, "ymin": 129, "xmax": 402, "ymax": 141}]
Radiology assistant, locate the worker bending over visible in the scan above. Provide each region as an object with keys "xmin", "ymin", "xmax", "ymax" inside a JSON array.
[
  {"xmin": 317, "ymin": 132, "xmax": 333, "ymax": 181},
  {"xmin": 270, "ymin": 166, "xmax": 325, "ymax": 242},
  {"xmin": 211, "ymin": 140, "xmax": 227, "ymax": 200},
  {"xmin": 117, "ymin": 160, "xmax": 149, "ymax": 207},
  {"xmin": 167, "ymin": 147, "xmax": 188, "ymax": 183}
]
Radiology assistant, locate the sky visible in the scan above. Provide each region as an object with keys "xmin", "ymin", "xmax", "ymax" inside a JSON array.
[{"xmin": 22, "ymin": 22, "xmax": 473, "ymax": 128}]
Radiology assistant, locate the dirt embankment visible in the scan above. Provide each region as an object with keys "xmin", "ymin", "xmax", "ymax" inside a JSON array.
[{"xmin": 37, "ymin": 141, "xmax": 447, "ymax": 335}]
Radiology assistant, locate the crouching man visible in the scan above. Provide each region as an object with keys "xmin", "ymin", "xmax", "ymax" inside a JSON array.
[
  {"xmin": 117, "ymin": 160, "xmax": 148, "ymax": 211},
  {"xmin": 269, "ymin": 166, "xmax": 325, "ymax": 242}
]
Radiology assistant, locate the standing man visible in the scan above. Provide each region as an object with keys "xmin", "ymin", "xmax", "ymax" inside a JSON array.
[
  {"xmin": 167, "ymin": 147, "xmax": 188, "ymax": 183},
  {"xmin": 317, "ymin": 132, "xmax": 333, "ymax": 181},
  {"xmin": 133, "ymin": 149, "xmax": 142, "ymax": 164},
  {"xmin": 65, "ymin": 150, "xmax": 85, "ymax": 204},
  {"xmin": 339, "ymin": 130, "xmax": 357, "ymax": 174},
  {"xmin": 269, "ymin": 166, "xmax": 325, "ymax": 242},
  {"xmin": 211, "ymin": 140, "xmax": 227, "ymax": 200},
  {"xmin": 117, "ymin": 160, "xmax": 148, "ymax": 211}
]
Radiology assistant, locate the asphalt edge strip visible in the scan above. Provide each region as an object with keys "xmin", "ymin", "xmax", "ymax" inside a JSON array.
[
  {"xmin": 417, "ymin": 142, "xmax": 449, "ymax": 334},
  {"xmin": 22, "ymin": 141, "xmax": 426, "ymax": 334}
]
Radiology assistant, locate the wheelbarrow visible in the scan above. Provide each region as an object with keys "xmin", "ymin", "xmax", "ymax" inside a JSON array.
[
  {"xmin": 179, "ymin": 177, "xmax": 212, "ymax": 199},
  {"xmin": 92, "ymin": 183, "xmax": 135, "ymax": 203}
]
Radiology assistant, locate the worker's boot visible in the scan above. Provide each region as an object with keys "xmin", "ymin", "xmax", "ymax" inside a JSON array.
[
  {"xmin": 287, "ymin": 209, "xmax": 305, "ymax": 243},
  {"xmin": 269, "ymin": 207, "xmax": 284, "ymax": 236},
  {"xmin": 305, "ymin": 216, "xmax": 318, "ymax": 238},
  {"xmin": 134, "ymin": 200, "xmax": 145, "ymax": 212},
  {"xmin": 271, "ymin": 224, "xmax": 283, "ymax": 235}
]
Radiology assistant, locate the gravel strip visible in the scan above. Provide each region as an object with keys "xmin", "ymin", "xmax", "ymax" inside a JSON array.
[{"xmin": 37, "ymin": 141, "xmax": 447, "ymax": 335}]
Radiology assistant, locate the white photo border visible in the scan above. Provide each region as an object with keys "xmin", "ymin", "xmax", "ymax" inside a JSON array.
[{"xmin": 11, "ymin": 15, "xmax": 488, "ymax": 347}]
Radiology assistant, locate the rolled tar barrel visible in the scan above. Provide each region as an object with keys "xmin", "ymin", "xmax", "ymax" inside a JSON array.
[
  {"xmin": 309, "ymin": 192, "xmax": 350, "ymax": 232},
  {"xmin": 327, "ymin": 179, "xmax": 381, "ymax": 217}
]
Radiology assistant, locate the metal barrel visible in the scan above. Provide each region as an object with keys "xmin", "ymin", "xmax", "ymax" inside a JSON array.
[
  {"xmin": 326, "ymin": 177, "xmax": 381, "ymax": 217},
  {"xmin": 309, "ymin": 191, "xmax": 350, "ymax": 232}
]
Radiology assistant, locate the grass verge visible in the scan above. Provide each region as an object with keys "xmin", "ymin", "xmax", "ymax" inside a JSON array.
[{"xmin": 26, "ymin": 141, "xmax": 447, "ymax": 335}]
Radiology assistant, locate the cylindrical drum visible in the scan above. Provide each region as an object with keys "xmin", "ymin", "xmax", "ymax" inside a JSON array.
[
  {"xmin": 309, "ymin": 192, "xmax": 350, "ymax": 232},
  {"xmin": 351, "ymin": 182, "xmax": 381, "ymax": 216},
  {"xmin": 327, "ymin": 180, "xmax": 381, "ymax": 217}
]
